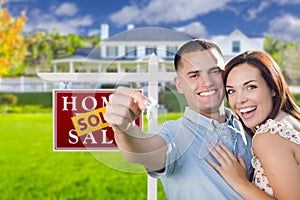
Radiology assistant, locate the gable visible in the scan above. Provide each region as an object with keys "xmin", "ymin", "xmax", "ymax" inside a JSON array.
[{"xmin": 214, "ymin": 29, "xmax": 264, "ymax": 61}]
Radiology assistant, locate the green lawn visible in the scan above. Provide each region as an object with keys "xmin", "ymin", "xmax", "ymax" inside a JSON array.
[
  {"xmin": 1, "ymin": 92, "xmax": 299, "ymax": 199},
  {"xmin": 0, "ymin": 113, "xmax": 184, "ymax": 200}
]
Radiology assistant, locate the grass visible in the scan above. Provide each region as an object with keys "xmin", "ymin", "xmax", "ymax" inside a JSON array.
[
  {"xmin": 0, "ymin": 113, "xmax": 182, "ymax": 200},
  {"xmin": 1, "ymin": 90, "xmax": 298, "ymax": 199}
]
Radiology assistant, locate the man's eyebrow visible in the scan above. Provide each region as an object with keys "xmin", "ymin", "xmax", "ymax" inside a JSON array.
[
  {"xmin": 186, "ymin": 66, "xmax": 220, "ymax": 75},
  {"xmin": 187, "ymin": 70, "xmax": 200, "ymax": 75},
  {"xmin": 209, "ymin": 66, "xmax": 222, "ymax": 71}
]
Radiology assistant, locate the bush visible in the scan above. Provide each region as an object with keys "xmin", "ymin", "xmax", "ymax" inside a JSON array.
[
  {"xmin": 293, "ymin": 93, "xmax": 300, "ymax": 106},
  {"xmin": 0, "ymin": 92, "xmax": 52, "ymax": 108},
  {"xmin": 0, "ymin": 94, "xmax": 18, "ymax": 113},
  {"xmin": 0, "ymin": 94, "xmax": 18, "ymax": 104},
  {"xmin": 6, "ymin": 105, "xmax": 52, "ymax": 113}
]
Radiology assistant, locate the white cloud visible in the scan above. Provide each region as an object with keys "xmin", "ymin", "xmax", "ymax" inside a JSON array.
[
  {"xmin": 246, "ymin": 1, "xmax": 269, "ymax": 20},
  {"xmin": 273, "ymin": 0, "xmax": 300, "ymax": 5},
  {"xmin": 266, "ymin": 13, "xmax": 300, "ymax": 42},
  {"xmin": 174, "ymin": 22, "xmax": 207, "ymax": 38},
  {"xmin": 109, "ymin": 0, "xmax": 232, "ymax": 26},
  {"xmin": 109, "ymin": 5, "xmax": 140, "ymax": 26},
  {"xmin": 54, "ymin": 2, "xmax": 78, "ymax": 17},
  {"xmin": 88, "ymin": 29, "xmax": 101, "ymax": 36},
  {"xmin": 24, "ymin": 7, "xmax": 93, "ymax": 35}
]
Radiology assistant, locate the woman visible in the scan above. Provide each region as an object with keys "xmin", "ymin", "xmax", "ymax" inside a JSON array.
[{"xmin": 207, "ymin": 50, "xmax": 300, "ymax": 200}]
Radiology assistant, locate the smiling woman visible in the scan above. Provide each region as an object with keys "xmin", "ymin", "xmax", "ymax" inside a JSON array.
[
  {"xmin": 207, "ymin": 50, "xmax": 300, "ymax": 200},
  {"xmin": 225, "ymin": 63, "xmax": 274, "ymax": 129}
]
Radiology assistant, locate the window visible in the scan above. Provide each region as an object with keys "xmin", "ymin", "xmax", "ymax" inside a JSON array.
[
  {"xmin": 145, "ymin": 46, "xmax": 157, "ymax": 55},
  {"xmin": 166, "ymin": 46, "xmax": 177, "ymax": 58},
  {"xmin": 125, "ymin": 46, "xmax": 137, "ymax": 58},
  {"xmin": 106, "ymin": 46, "xmax": 118, "ymax": 57},
  {"xmin": 232, "ymin": 41, "xmax": 240, "ymax": 53}
]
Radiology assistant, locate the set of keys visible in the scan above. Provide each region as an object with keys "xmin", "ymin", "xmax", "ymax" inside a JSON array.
[
  {"xmin": 132, "ymin": 96, "xmax": 158, "ymax": 121},
  {"xmin": 145, "ymin": 97, "xmax": 158, "ymax": 120}
]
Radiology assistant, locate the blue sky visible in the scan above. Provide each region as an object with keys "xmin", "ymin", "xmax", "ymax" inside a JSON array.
[{"xmin": 6, "ymin": 0, "xmax": 300, "ymax": 42}]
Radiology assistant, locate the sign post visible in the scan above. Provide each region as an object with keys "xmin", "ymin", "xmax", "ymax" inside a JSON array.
[
  {"xmin": 147, "ymin": 54, "xmax": 159, "ymax": 200},
  {"xmin": 38, "ymin": 54, "xmax": 176, "ymax": 200}
]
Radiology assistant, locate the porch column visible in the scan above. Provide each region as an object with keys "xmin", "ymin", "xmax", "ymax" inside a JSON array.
[
  {"xmin": 53, "ymin": 64, "xmax": 57, "ymax": 72},
  {"xmin": 98, "ymin": 63, "xmax": 102, "ymax": 73},
  {"xmin": 117, "ymin": 63, "xmax": 121, "ymax": 73},
  {"xmin": 69, "ymin": 62, "xmax": 74, "ymax": 73}
]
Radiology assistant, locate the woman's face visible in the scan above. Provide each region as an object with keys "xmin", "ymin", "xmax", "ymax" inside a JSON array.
[{"xmin": 226, "ymin": 63, "xmax": 274, "ymax": 128}]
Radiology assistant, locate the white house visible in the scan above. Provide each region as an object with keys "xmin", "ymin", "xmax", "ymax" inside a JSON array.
[
  {"xmin": 212, "ymin": 29, "xmax": 264, "ymax": 63},
  {"xmin": 52, "ymin": 24, "xmax": 264, "ymax": 73}
]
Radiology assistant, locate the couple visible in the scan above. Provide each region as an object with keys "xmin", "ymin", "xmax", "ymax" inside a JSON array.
[{"xmin": 104, "ymin": 39, "xmax": 300, "ymax": 200}]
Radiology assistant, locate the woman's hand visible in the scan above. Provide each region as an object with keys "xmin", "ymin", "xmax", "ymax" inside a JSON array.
[{"xmin": 206, "ymin": 141, "xmax": 249, "ymax": 191}]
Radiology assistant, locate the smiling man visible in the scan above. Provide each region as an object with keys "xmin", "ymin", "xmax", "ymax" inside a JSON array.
[{"xmin": 104, "ymin": 39, "xmax": 253, "ymax": 200}]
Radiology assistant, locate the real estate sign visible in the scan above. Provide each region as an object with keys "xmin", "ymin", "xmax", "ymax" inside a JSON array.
[{"xmin": 53, "ymin": 89, "xmax": 142, "ymax": 151}]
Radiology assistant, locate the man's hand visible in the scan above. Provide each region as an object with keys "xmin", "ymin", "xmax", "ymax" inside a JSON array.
[
  {"xmin": 104, "ymin": 86, "xmax": 149, "ymax": 133},
  {"xmin": 104, "ymin": 86, "xmax": 167, "ymax": 171}
]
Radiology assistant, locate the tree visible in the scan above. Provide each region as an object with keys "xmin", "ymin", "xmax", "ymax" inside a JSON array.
[
  {"xmin": 0, "ymin": 0, "xmax": 27, "ymax": 77},
  {"xmin": 264, "ymin": 36, "xmax": 300, "ymax": 85},
  {"xmin": 264, "ymin": 36, "xmax": 284, "ymax": 66},
  {"xmin": 279, "ymin": 43, "xmax": 300, "ymax": 85},
  {"xmin": 24, "ymin": 31, "xmax": 85, "ymax": 74}
]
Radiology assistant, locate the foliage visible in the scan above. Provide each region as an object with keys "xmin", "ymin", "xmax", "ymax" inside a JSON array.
[
  {"xmin": 0, "ymin": 104, "xmax": 52, "ymax": 113},
  {"xmin": 0, "ymin": 93, "xmax": 17, "ymax": 104},
  {"xmin": 80, "ymin": 35, "xmax": 101, "ymax": 47},
  {"xmin": 0, "ymin": 92, "xmax": 52, "ymax": 107},
  {"xmin": 264, "ymin": 36, "xmax": 284, "ymax": 65},
  {"xmin": 0, "ymin": 0, "xmax": 27, "ymax": 77},
  {"xmin": 292, "ymin": 93, "xmax": 300, "ymax": 106},
  {"xmin": 278, "ymin": 43, "xmax": 300, "ymax": 85},
  {"xmin": 159, "ymin": 87, "xmax": 173, "ymax": 111},
  {"xmin": 0, "ymin": 93, "xmax": 17, "ymax": 113},
  {"xmin": 264, "ymin": 36, "xmax": 300, "ymax": 84},
  {"xmin": 23, "ymin": 31, "xmax": 86, "ymax": 74}
]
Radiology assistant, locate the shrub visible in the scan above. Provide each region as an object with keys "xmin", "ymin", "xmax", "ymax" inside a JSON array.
[{"xmin": 0, "ymin": 94, "xmax": 18, "ymax": 113}]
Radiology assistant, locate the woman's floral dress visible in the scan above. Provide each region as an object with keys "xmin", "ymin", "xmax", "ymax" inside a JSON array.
[{"xmin": 252, "ymin": 117, "xmax": 300, "ymax": 198}]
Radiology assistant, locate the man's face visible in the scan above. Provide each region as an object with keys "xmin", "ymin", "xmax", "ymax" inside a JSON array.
[{"xmin": 174, "ymin": 49, "xmax": 225, "ymax": 117}]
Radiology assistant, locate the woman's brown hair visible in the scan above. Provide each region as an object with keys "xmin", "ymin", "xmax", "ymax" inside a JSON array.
[{"xmin": 223, "ymin": 50, "xmax": 300, "ymax": 136}]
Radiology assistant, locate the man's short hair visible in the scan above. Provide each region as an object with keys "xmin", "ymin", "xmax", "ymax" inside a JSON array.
[{"xmin": 174, "ymin": 39, "xmax": 223, "ymax": 71}]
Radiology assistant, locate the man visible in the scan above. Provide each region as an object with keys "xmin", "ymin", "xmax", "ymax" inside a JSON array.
[{"xmin": 104, "ymin": 39, "xmax": 252, "ymax": 199}]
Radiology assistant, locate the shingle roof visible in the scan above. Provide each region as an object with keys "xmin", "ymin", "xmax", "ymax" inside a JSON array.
[
  {"xmin": 104, "ymin": 27, "xmax": 195, "ymax": 42},
  {"xmin": 61, "ymin": 47, "xmax": 101, "ymax": 60}
]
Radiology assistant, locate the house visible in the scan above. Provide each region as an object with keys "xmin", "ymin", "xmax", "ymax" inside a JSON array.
[
  {"xmin": 212, "ymin": 29, "xmax": 264, "ymax": 62},
  {"xmin": 52, "ymin": 25, "xmax": 193, "ymax": 74},
  {"xmin": 52, "ymin": 24, "xmax": 264, "ymax": 73}
]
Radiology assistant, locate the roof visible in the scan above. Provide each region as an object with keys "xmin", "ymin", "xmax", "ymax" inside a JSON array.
[
  {"xmin": 104, "ymin": 27, "xmax": 195, "ymax": 42},
  {"xmin": 53, "ymin": 47, "xmax": 173, "ymax": 63},
  {"xmin": 58, "ymin": 47, "xmax": 101, "ymax": 60},
  {"xmin": 216, "ymin": 29, "xmax": 263, "ymax": 53}
]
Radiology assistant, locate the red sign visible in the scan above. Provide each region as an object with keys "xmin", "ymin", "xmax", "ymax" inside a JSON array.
[{"xmin": 53, "ymin": 89, "xmax": 142, "ymax": 151}]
